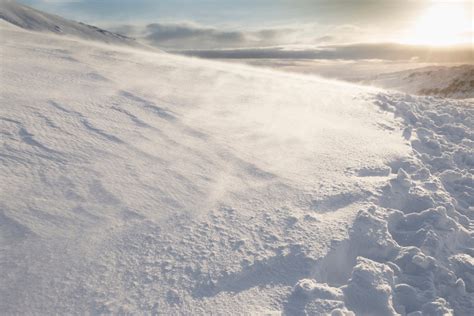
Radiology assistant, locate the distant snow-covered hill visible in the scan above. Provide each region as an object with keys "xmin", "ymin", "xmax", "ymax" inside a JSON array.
[
  {"xmin": 364, "ymin": 64, "xmax": 474, "ymax": 99},
  {"xmin": 0, "ymin": 0, "xmax": 137, "ymax": 46}
]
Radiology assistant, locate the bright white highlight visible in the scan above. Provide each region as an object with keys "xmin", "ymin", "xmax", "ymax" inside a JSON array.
[{"xmin": 405, "ymin": 3, "xmax": 471, "ymax": 45}]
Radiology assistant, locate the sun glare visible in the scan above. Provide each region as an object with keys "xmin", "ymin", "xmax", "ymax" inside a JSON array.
[{"xmin": 405, "ymin": 3, "xmax": 471, "ymax": 46}]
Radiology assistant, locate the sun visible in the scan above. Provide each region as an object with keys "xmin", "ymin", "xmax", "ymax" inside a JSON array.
[{"xmin": 405, "ymin": 3, "xmax": 471, "ymax": 46}]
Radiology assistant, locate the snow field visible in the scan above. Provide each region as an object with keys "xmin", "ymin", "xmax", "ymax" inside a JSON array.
[{"xmin": 1, "ymin": 2, "xmax": 473, "ymax": 314}]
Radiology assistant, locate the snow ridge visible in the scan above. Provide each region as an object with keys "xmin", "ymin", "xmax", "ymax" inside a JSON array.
[{"xmin": 0, "ymin": 0, "xmax": 137, "ymax": 45}]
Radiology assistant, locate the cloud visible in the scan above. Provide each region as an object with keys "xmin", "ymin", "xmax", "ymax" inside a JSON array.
[
  {"xmin": 108, "ymin": 21, "xmax": 472, "ymax": 63},
  {"xmin": 174, "ymin": 43, "xmax": 474, "ymax": 63},
  {"xmin": 32, "ymin": 0, "xmax": 83, "ymax": 3},
  {"xmin": 143, "ymin": 22, "xmax": 247, "ymax": 49},
  {"xmin": 109, "ymin": 22, "xmax": 335, "ymax": 50}
]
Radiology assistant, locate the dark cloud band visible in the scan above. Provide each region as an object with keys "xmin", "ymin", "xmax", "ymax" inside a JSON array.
[{"xmin": 173, "ymin": 44, "xmax": 474, "ymax": 63}]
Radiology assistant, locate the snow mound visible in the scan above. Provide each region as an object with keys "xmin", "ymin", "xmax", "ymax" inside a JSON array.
[
  {"xmin": 293, "ymin": 94, "xmax": 473, "ymax": 315},
  {"xmin": 364, "ymin": 65, "xmax": 474, "ymax": 99},
  {"xmin": 0, "ymin": 0, "xmax": 137, "ymax": 45}
]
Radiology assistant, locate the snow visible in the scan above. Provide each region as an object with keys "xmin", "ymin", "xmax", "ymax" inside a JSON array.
[
  {"xmin": 363, "ymin": 65, "xmax": 474, "ymax": 99},
  {"xmin": 0, "ymin": 0, "xmax": 138, "ymax": 46},
  {"xmin": 1, "ymin": 2, "xmax": 474, "ymax": 315}
]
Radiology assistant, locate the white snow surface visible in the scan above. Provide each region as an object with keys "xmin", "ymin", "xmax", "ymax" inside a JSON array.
[
  {"xmin": 363, "ymin": 65, "xmax": 474, "ymax": 99},
  {"xmin": 1, "ymin": 6, "xmax": 474, "ymax": 315}
]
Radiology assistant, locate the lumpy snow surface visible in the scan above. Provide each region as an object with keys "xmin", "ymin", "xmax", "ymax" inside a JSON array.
[{"xmin": 1, "ymin": 10, "xmax": 473, "ymax": 315}]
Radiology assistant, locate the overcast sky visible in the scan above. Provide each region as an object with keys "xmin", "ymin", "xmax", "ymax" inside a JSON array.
[
  {"xmin": 19, "ymin": 0, "xmax": 473, "ymax": 63},
  {"xmin": 19, "ymin": 0, "xmax": 431, "ymax": 26}
]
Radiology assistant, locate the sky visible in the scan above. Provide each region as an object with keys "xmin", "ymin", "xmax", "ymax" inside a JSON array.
[{"xmin": 19, "ymin": 0, "xmax": 474, "ymax": 66}]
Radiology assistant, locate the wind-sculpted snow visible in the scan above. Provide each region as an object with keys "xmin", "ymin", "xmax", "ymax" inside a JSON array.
[{"xmin": 1, "ymin": 8, "xmax": 473, "ymax": 315}]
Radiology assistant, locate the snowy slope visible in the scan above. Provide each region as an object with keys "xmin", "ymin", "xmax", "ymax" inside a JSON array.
[
  {"xmin": 363, "ymin": 65, "xmax": 474, "ymax": 99},
  {"xmin": 0, "ymin": 0, "xmax": 138, "ymax": 46},
  {"xmin": 1, "ymin": 6, "xmax": 474, "ymax": 316}
]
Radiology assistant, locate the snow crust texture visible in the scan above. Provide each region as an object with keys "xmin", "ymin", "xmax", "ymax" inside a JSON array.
[{"xmin": 1, "ymin": 4, "xmax": 473, "ymax": 315}]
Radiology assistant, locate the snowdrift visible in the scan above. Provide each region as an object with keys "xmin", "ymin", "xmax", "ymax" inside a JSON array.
[{"xmin": 1, "ymin": 3, "xmax": 473, "ymax": 315}]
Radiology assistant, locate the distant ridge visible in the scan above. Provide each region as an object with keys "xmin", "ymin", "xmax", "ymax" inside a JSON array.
[
  {"xmin": 363, "ymin": 64, "xmax": 474, "ymax": 99},
  {"xmin": 0, "ymin": 0, "xmax": 138, "ymax": 46}
]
